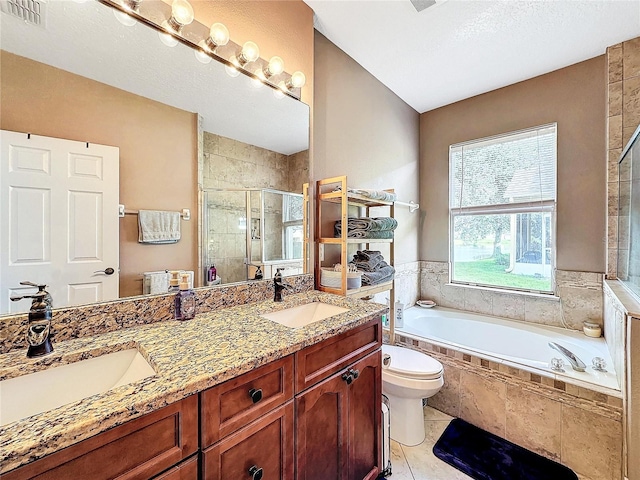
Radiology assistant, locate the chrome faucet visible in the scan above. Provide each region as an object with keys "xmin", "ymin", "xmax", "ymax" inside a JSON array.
[
  {"xmin": 11, "ymin": 283, "xmax": 54, "ymax": 357},
  {"xmin": 548, "ymin": 342, "xmax": 586, "ymax": 372},
  {"xmin": 273, "ymin": 268, "xmax": 293, "ymax": 302}
]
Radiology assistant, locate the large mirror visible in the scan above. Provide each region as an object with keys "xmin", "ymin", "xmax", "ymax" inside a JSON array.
[{"xmin": 0, "ymin": 0, "xmax": 310, "ymax": 314}]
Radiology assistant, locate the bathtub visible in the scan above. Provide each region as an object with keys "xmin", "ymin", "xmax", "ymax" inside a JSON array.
[{"xmin": 396, "ymin": 306, "xmax": 620, "ymax": 394}]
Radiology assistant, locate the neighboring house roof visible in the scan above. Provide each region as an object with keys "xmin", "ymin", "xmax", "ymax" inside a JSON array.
[{"xmin": 504, "ymin": 164, "xmax": 555, "ymax": 202}]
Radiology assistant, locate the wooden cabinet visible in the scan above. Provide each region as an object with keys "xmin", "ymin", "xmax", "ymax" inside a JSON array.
[
  {"xmin": 295, "ymin": 317, "xmax": 382, "ymax": 480},
  {"xmin": 4, "ymin": 395, "xmax": 199, "ymax": 480},
  {"xmin": 295, "ymin": 350, "xmax": 381, "ymax": 480},
  {"xmin": 201, "ymin": 355, "xmax": 294, "ymax": 447},
  {"xmin": 152, "ymin": 456, "xmax": 198, "ymax": 480},
  {"xmin": 202, "ymin": 402, "xmax": 295, "ymax": 480}
]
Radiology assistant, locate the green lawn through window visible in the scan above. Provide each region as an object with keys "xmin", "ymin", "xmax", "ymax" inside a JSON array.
[{"xmin": 453, "ymin": 258, "xmax": 552, "ymax": 291}]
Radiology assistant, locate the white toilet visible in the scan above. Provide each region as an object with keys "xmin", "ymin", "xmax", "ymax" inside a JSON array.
[{"xmin": 382, "ymin": 344, "xmax": 444, "ymax": 446}]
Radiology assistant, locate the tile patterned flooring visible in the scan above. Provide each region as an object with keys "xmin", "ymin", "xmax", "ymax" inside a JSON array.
[
  {"xmin": 385, "ymin": 407, "xmax": 591, "ymax": 480},
  {"xmin": 385, "ymin": 407, "xmax": 472, "ymax": 480}
]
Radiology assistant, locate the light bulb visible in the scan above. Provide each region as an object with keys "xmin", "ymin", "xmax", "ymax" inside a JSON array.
[
  {"xmin": 194, "ymin": 47, "xmax": 212, "ymax": 64},
  {"xmin": 264, "ymin": 56, "xmax": 284, "ymax": 77},
  {"xmin": 171, "ymin": 0, "xmax": 194, "ymax": 26},
  {"xmin": 288, "ymin": 71, "xmax": 306, "ymax": 89},
  {"xmin": 158, "ymin": 30, "xmax": 178, "ymax": 47},
  {"xmin": 226, "ymin": 56, "xmax": 241, "ymax": 77},
  {"xmin": 208, "ymin": 22, "xmax": 229, "ymax": 48},
  {"xmin": 113, "ymin": 9, "xmax": 136, "ymax": 26},
  {"xmin": 237, "ymin": 41, "xmax": 259, "ymax": 66}
]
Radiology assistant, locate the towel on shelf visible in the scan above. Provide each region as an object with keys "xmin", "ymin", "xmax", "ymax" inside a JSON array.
[
  {"xmin": 138, "ymin": 210, "xmax": 181, "ymax": 244},
  {"xmin": 351, "ymin": 250, "xmax": 385, "ymax": 272},
  {"xmin": 360, "ymin": 264, "xmax": 395, "ymax": 286},
  {"xmin": 332, "ymin": 186, "xmax": 397, "ymax": 203},
  {"xmin": 334, "ymin": 217, "xmax": 398, "ymax": 238}
]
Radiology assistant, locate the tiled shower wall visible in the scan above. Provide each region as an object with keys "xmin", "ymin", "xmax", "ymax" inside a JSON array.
[
  {"xmin": 607, "ymin": 37, "xmax": 640, "ymax": 278},
  {"xmin": 201, "ymin": 132, "xmax": 309, "ymax": 283},
  {"xmin": 420, "ymin": 261, "xmax": 602, "ymax": 330}
]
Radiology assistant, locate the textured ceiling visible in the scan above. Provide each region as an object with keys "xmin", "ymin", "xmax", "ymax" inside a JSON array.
[
  {"xmin": 0, "ymin": 1, "xmax": 309, "ymax": 155},
  {"xmin": 305, "ymin": 0, "xmax": 640, "ymax": 113}
]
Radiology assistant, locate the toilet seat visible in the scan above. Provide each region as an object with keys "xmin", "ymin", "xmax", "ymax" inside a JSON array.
[{"xmin": 382, "ymin": 344, "xmax": 443, "ymax": 380}]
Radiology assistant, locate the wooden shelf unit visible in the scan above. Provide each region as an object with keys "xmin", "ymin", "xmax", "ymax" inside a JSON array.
[{"xmin": 315, "ymin": 175, "xmax": 396, "ymax": 330}]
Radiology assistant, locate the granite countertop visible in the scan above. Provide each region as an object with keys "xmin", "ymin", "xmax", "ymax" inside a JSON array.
[{"xmin": 0, "ymin": 291, "xmax": 386, "ymax": 474}]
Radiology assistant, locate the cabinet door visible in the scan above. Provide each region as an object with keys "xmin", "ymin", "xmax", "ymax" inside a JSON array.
[
  {"xmin": 295, "ymin": 370, "xmax": 349, "ymax": 480},
  {"xmin": 4, "ymin": 395, "xmax": 198, "ymax": 480},
  {"xmin": 348, "ymin": 350, "xmax": 382, "ymax": 480},
  {"xmin": 202, "ymin": 402, "xmax": 294, "ymax": 480}
]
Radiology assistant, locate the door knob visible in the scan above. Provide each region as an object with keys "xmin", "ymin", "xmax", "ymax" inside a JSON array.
[
  {"xmin": 341, "ymin": 371, "xmax": 354, "ymax": 385},
  {"xmin": 248, "ymin": 465, "xmax": 263, "ymax": 480},
  {"xmin": 94, "ymin": 267, "xmax": 115, "ymax": 275}
]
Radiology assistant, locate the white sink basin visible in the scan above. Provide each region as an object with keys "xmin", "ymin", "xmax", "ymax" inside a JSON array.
[
  {"xmin": 261, "ymin": 302, "xmax": 349, "ymax": 329},
  {"xmin": 0, "ymin": 348, "xmax": 155, "ymax": 426}
]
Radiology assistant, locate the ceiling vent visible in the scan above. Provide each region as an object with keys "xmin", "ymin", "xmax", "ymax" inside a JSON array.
[
  {"xmin": 409, "ymin": 0, "xmax": 449, "ymax": 13},
  {"xmin": 1, "ymin": 0, "xmax": 47, "ymax": 27}
]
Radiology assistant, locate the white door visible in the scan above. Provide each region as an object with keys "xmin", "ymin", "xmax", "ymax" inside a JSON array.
[{"xmin": 0, "ymin": 131, "xmax": 119, "ymax": 314}]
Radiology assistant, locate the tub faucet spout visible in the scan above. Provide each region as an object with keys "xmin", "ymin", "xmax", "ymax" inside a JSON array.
[{"xmin": 548, "ymin": 342, "xmax": 586, "ymax": 372}]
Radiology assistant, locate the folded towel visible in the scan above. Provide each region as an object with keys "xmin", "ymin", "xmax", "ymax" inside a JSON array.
[
  {"xmin": 360, "ymin": 264, "xmax": 395, "ymax": 286},
  {"xmin": 332, "ymin": 186, "xmax": 397, "ymax": 203},
  {"xmin": 335, "ymin": 217, "xmax": 398, "ymax": 238},
  {"xmin": 138, "ymin": 210, "xmax": 181, "ymax": 244},
  {"xmin": 351, "ymin": 250, "xmax": 385, "ymax": 272}
]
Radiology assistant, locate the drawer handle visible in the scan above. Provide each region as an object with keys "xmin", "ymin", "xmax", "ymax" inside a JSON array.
[
  {"xmin": 350, "ymin": 368, "xmax": 360, "ymax": 380},
  {"xmin": 341, "ymin": 371, "xmax": 354, "ymax": 385},
  {"xmin": 248, "ymin": 465, "xmax": 263, "ymax": 480},
  {"xmin": 249, "ymin": 388, "xmax": 263, "ymax": 403}
]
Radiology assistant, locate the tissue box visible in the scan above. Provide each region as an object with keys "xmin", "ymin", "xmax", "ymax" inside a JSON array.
[{"xmin": 320, "ymin": 267, "xmax": 362, "ymax": 289}]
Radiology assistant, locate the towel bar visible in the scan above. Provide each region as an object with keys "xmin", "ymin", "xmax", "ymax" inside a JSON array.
[
  {"xmin": 118, "ymin": 205, "xmax": 190, "ymax": 220},
  {"xmin": 394, "ymin": 200, "xmax": 419, "ymax": 213}
]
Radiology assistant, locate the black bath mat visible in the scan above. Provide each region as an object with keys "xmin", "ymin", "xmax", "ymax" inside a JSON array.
[{"xmin": 433, "ymin": 418, "xmax": 578, "ymax": 480}]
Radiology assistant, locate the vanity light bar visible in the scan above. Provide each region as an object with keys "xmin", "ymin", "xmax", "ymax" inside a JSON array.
[{"xmin": 99, "ymin": 0, "xmax": 305, "ymax": 100}]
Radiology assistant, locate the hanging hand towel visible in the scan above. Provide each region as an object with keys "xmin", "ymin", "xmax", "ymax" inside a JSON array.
[
  {"xmin": 143, "ymin": 271, "xmax": 170, "ymax": 294},
  {"xmin": 138, "ymin": 210, "xmax": 181, "ymax": 244}
]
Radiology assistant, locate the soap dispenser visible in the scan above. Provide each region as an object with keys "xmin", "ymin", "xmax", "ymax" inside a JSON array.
[
  {"xmin": 168, "ymin": 270, "xmax": 180, "ymax": 293},
  {"xmin": 174, "ymin": 273, "xmax": 196, "ymax": 321}
]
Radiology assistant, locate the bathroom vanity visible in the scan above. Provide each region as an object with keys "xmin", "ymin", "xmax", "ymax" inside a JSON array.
[{"xmin": 0, "ymin": 293, "xmax": 383, "ymax": 480}]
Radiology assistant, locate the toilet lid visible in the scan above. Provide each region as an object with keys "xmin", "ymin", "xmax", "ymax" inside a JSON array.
[{"xmin": 382, "ymin": 344, "xmax": 443, "ymax": 380}]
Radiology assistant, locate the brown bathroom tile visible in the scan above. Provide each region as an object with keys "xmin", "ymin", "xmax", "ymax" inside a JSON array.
[
  {"xmin": 561, "ymin": 404, "xmax": 623, "ymax": 480},
  {"xmin": 470, "ymin": 356, "xmax": 482, "ymax": 366},
  {"xmin": 623, "ymin": 37, "xmax": 640, "ymax": 79},
  {"xmin": 505, "ymin": 385, "xmax": 562, "ymax": 461},
  {"xmin": 459, "ymin": 370, "xmax": 506, "ymax": 437},
  {"xmin": 609, "ymin": 114, "xmax": 623, "ymax": 150},
  {"xmin": 488, "ymin": 361, "xmax": 500, "ymax": 371},
  {"xmin": 412, "ymin": 339, "xmax": 419, "ymax": 346},
  {"xmin": 609, "ymin": 81, "xmax": 623, "ymax": 117},
  {"xmin": 541, "ymin": 375, "xmax": 556, "ymax": 388},
  {"xmin": 608, "ymin": 148, "xmax": 622, "ymax": 181},
  {"xmin": 565, "ymin": 382, "xmax": 581, "ymax": 397},
  {"xmin": 530, "ymin": 374, "xmax": 542, "ymax": 384},
  {"xmin": 608, "ymin": 46, "xmax": 623, "ymax": 83},
  {"xmin": 462, "ymin": 354, "xmax": 471, "ymax": 362},
  {"xmin": 428, "ymin": 362, "xmax": 461, "ymax": 418},
  {"xmin": 623, "ymin": 125, "xmax": 638, "ymax": 149},
  {"xmin": 553, "ymin": 380, "xmax": 566, "ymax": 391},
  {"xmin": 480, "ymin": 359, "xmax": 489, "ymax": 368},
  {"xmin": 607, "ymin": 396, "xmax": 623, "ymax": 409}
]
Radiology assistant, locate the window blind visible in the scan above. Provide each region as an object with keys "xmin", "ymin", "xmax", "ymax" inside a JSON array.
[{"xmin": 450, "ymin": 124, "xmax": 557, "ymax": 214}]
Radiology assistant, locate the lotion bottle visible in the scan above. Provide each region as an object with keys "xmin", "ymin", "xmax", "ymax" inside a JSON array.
[
  {"xmin": 174, "ymin": 273, "xmax": 196, "ymax": 321},
  {"xmin": 395, "ymin": 300, "xmax": 404, "ymax": 329},
  {"xmin": 168, "ymin": 270, "xmax": 180, "ymax": 293}
]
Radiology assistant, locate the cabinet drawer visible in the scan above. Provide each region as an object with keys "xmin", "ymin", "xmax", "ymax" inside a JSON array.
[
  {"xmin": 202, "ymin": 401, "xmax": 294, "ymax": 480},
  {"xmin": 295, "ymin": 318, "xmax": 381, "ymax": 392},
  {"xmin": 201, "ymin": 355, "xmax": 294, "ymax": 447},
  {"xmin": 153, "ymin": 455, "xmax": 198, "ymax": 480},
  {"xmin": 4, "ymin": 395, "xmax": 198, "ymax": 480}
]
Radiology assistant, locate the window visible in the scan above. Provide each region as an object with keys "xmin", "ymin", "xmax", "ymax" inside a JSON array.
[{"xmin": 449, "ymin": 124, "xmax": 557, "ymax": 293}]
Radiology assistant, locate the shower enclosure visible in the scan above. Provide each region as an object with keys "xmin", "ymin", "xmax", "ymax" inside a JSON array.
[{"xmin": 202, "ymin": 188, "xmax": 305, "ymax": 284}]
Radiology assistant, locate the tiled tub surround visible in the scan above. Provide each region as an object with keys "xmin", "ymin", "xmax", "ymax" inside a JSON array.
[
  {"xmin": 0, "ymin": 290, "xmax": 386, "ymax": 474},
  {"xmin": 372, "ymin": 261, "xmax": 421, "ymax": 308},
  {"xmin": 420, "ymin": 261, "xmax": 603, "ymax": 330},
  {"xmin": 397, "ymin": 306, "xmax": 620, "ymax": 394},
  {"xmin": 394, "ymin": 335, "xmax": 623, "ymax": 480},
  {"xmin": 0, "ymin": 274, "xmax": 313, "ymax": 355}
]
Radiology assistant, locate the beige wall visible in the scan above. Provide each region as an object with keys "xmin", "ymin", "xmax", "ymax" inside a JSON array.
[
  {"xmin": 1, "ymin": 51, "xmax": 198, "ymax": 298},
  {"xmin": 420, "ymin": 56, "xmax": 607, "ymax": 273},
  {"xmin": 313, "ymin": 31, "xmax": 421, "ymax": 265}
]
